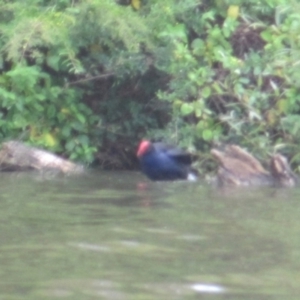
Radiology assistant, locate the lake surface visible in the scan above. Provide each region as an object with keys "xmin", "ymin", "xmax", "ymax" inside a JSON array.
[{"xmin": 1, "ymin": 170, "xmax": 300, "ymax": 299}]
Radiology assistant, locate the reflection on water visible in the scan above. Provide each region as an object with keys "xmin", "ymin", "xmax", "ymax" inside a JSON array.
[{"xmin": 0, "ymin": 170, "xmax": 300, "ymax": 299}]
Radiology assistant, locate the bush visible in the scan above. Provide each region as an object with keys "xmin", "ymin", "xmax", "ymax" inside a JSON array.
[
  {"xmin": 1, "ymin": 0, "xmax": 300, "ymax": 171},
  {"xmin": 145, "ymin": 0, "xmax": 300, "ymax": 171},
  {"xmin": 0, "ymin": 0, "xmax": 157, "ymax": 165}
]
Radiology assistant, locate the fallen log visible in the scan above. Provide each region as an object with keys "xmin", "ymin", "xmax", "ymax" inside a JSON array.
[
  {"xmin": 0, "ymin": 141, "xmax": 84, "ymax": 174},
  {"xmin": 211, "ymin": 145, "xmax": 298, "ymax": 187}
]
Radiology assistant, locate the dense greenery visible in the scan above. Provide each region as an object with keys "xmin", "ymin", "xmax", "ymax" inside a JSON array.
[{"xmin": 0, "ymin": 0, "xmax": 300, "ymax": 171}]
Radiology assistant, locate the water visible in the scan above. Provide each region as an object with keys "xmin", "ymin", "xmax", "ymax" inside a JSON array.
[{"xmin": 0, "ymin": 170, "xmax": 300, "ymax": 299}]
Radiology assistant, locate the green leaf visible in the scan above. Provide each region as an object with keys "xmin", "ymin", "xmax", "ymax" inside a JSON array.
[
  {"xmin": 191, "ymin": 39, "xmax": 206, "ymax": 55},
  {"xmin": 47, "ymin": 105, "xmax": 57, "ymax": 118},
  {"xmin": 260, "ymin": 30, "xmax": 273, "ymax": 42},
  {"xmin": 46, "ymin": 55, "xmax": 61, "ymax": 71},
  {"xmin": 202, "ymin": 86, "xmax": 211, "ymax": 98},
  {"xmin": 202, "ymin": 129, "xmax": 214, "ymax": 141},
  {"xmin": 180, "ymin": 103, "xmax": 194, "ymax": 116},
  {"xmin": 77, "ymin": 134, "xmax": 89, "ymax": 145},
  {"xmin": 66, "ymin": 140, "xmax": 76, "ymax": 151},
  {"xmin": 76, "ymin": 113, "xmax": 86, "ymax": 124},
  {"xmin": 61, "ymin": 125, "xmax": 71, "ymax": 137}
]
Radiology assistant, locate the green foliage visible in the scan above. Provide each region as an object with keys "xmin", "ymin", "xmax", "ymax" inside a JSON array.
[
  {"xmin": 0, "ymin": 0, "xmax": 156, "ymax": 165},
  {"xmin": 140, "ymin": 0, "xmax": 300, "ymax": 171},
  {"xmin": 1, "ymin": 0, "xmax": 300, "ymax": 170}
]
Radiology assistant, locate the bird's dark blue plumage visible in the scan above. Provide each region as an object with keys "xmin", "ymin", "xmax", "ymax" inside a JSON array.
[{"xmin": 137, "ymin": 140, "xmax": 197, "ymax": 181}]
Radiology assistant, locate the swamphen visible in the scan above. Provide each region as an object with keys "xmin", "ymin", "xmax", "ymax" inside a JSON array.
[{"xmin": 137, "ymin": 140, "xmax": 197, "ymax": 181}]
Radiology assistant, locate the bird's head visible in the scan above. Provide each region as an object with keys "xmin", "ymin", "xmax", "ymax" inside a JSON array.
[{"xmin": 137, "ymin": 140, "xmax": 152, "ymax": 158}]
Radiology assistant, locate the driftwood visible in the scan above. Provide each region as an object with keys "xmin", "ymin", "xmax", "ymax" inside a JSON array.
[
  {"xmin": 0, "ymin": 141, "xmax": 84, "ymax": 174},
  {"xmin": 211, "ymin": 145, "xmax": 298, "ymax": 187}
]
